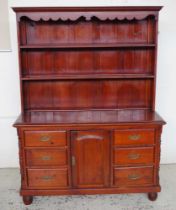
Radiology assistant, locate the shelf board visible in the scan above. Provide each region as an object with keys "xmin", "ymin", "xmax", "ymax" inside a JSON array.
[
  {"xmin": 14, "ymin": 109, "xmax": 165, "ymax": 126},
  {"xmin": 21, "ymin": 74, "xmax": 155, "ymax": 81},
  {"xmin": 20, "ymin": 43, "xmax": 156, "ymax": 50}
]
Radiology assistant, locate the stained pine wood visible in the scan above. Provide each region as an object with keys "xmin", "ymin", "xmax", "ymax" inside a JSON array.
[
  {"xmin": 24, "ymin": 130, "xmax": 66, "ymax": 147},
  {"xmin": 21, "ymin": 17, "xmax": 155, "ymax": 45},
  {"xmin": 14, "ymin": 109, "xmax": 164, "ymax": 125},
  {"xmin": 113, "ymin": 166, "xmax": 153, "ymax": 186},
  {"xmin": 27, "ymin": 168, "xmax": 69, "ymax": 188},
  {"xmin": 113, "ymin": 147, "xmax": 154, "ymax": 165},
  {"xmin": 12, "ymin": 6, "xmax": 165, "ymax": 205},
  {"xmin": 21, "ymin": 48, "xmax": 154, "ymax": 77},
  {"xmin": 25, "ymin": 149, "xmax": 67, "ymax": 167},
  {"xmin": 16, "ymin": 7, "xmax": 158, "ymax": 113},
  {"xmin": 71, "ymin": 130, "xmax": 110, "ymax": 188},
  {"xmin": 114, "ymin": 129, "xmax": 155, "ymax": 146},
  {"xmin": 23, "ymin": 79, "xmax": 153, "ymax": 110}
]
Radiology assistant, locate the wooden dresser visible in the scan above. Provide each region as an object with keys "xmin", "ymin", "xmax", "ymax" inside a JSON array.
[{"xmin": 13, "ymin": 7, "xmax": 165, "ymax": 205}]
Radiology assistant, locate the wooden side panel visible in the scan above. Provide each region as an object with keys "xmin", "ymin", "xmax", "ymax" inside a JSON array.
[
  {"xmin": 21, "ymin": 49, "xmax": 154, "ymax": 76},
  {"xmin": 71, "ymin": 130, "xmax": 110, "ymax": 188},
  {"xmin": 23, "ymin": 79, "xmax": 153, "ymax": 110}
]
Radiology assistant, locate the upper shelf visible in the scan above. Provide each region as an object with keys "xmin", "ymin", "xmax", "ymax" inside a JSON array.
[
  {"xmin": 21, "ymin": 74, "xmax": 154, "ymax": 81},
  {"xmin": 20, "ymin": 43, "xmax": 156, "ymax": 50}
]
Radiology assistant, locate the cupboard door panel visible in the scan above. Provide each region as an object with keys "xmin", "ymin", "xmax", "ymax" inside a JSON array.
[{"xmin": 71, "ymin": 130, "xmax": 110, "ymax": 188}]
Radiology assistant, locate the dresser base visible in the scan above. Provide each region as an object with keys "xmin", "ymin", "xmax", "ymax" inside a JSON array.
[
  {"xmin": 14, "ymin": 110, "xmax": 165, "ymax": 205},
  {"xmin": 20, "ymin": 186, "xmax": 161, "ymax": 204}
]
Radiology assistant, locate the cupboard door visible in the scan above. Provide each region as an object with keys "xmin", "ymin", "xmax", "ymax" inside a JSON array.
[{"xmin": 71, "ymin": 130, "xmax": 110, "ymax": 188}]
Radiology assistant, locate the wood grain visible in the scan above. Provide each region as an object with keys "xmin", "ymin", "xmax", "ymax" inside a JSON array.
[
  {"xmin": 25, "ymin": 149, "xmax": 67, "ymax": 166},
  {"xmin": 113, "ymin": 147, "xmax": 154, "ymax": 165},
  {"xmin": 113, "ymin": 166, "xmax": 154, "ymax": 186},
  {"xmin": 12, "ymin": 7, "xmax": 165, "ymax": 204},
  {"xmin": 71, "ymin": 130, "xmax": 110, "ymax": 188},
  {"xmin": 114, "ymin": 129, "xmax": 155, "ymax": 146},
  {"xmin": 27, "ymin": 168, "xmax": 69, "ymax": 188},
  {"xmin": 24, "ymin": 130, "xmax": 66, "ymax": 147}
]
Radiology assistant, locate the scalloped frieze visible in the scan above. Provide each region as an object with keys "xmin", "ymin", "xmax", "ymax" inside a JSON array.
[{"xmin": 17, "ymin": 11, "xmax": 158, "ymax": 22}]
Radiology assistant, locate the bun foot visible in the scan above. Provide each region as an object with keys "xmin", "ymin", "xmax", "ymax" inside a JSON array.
[
  {"xmin": 23, "ymin": 196, "xmax": 33, "ymax": 205},
  {"xmin": 148, "ymin": 192, "xmax": 158, "ymax": 201}
]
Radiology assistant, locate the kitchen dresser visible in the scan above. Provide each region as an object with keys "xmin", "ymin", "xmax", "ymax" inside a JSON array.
[{"xmin": 13, "ymin": 7, "xmax": 165, "ymax": 205}]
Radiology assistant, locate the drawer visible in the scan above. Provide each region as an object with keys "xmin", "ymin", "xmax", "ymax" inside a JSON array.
[
  {"xmin": 25, "ymin": 149, "xmax": 67, "ymax": 166},
  {"xmin": 114, "ymin": 147, "xmax": 154, "ymax": 165},
  {"xmin": 24, "ymin": 130, "xmax": 66, "ymax": 147},
  {"xmin": 27, "ymin": 169, "xmax": 69, "ymax": 188},
  {"xmin": 114, "ymin": 129, "xmax": 155, "ymax": 146},
  {"xmin": 113, "ymin": 166, "xmax": 153, "ymax": 187}
]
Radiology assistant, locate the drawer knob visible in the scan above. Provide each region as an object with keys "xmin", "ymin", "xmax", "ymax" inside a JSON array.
[
  {"xmin": 128, "ymin": 153, "xmax": 141, "ymax": 160},
  {"xmin": 41, "ymin": 156, "xmax": 51, "ymax": 161},
  {"xmin": 41, "ymin": 175, "xmax": 53, "ymax": 180},
  {"xmin": 128, "ymin": 174, "xmax": 141, "ymax": 180},
  {"xmin": 40, "ymin": 136, "xmax": 51, "ymax": 142},
  {"xmin": 128, "ymin": 134, "xmax": 141, "ymax": 141}
]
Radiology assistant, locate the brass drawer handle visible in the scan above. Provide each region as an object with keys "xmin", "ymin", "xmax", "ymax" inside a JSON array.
[
  {"xmin": 128, "ymin": 153, "xmax": 141, "ymax": 160},
  {"xmin": 41, "ymin": 175, "xmax": 53, "ymax": 180},
  {"xmin": 41, "ymin": 156, "xmax": 51, "ymax": 161},
  {"xmin": 40, "ymin": 136, "xmax": 51, "ymax": 142},
  {"xmin": 134, "ymin": 31, "xmax": 142, "ymax": 36},
  {"xmin": 128, "ymin": 134, "xmax": 141, "ymax": 141},
  {"xmin": 72, "ymin": 156, "xmax": 76, "ymax": 166},
  {"xmin": 128, "ymin": 174, "xmax": 141, "ymax": 180}
]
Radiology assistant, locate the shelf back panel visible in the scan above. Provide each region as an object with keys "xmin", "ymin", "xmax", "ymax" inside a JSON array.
[
  {"xmin": 20, "ymin": 17, "xmax": 155, "ymax": 45},
  {"xmin": 21, "ymin": 48, "xmax": 154, "ymax": 76},
  {"xmin": 23, "ymin": 79, "xmax": 153, "ymax": 110}
]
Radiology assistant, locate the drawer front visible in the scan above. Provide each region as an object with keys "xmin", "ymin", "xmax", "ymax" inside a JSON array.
[
  {"xmin": 24, "ymin": 130, "xmax": 66, "ymax": 147},
  {"xmin": 114, "ymin": 129, "xmax": 155, "ymax": 146},
  {"xmin": 114, "ymin": 147, "xmax": 154, "ymax": 165},
  {"xmin": 27, "ymin": 169, "xmax": 68, "ymax": 188},
  {"xmin": 113, "ymin": 166, "xmax": 153, "ymax": 187},
  {"xmin": 26, "ymin": 149, "xmax": 67, "ymax": 166}
]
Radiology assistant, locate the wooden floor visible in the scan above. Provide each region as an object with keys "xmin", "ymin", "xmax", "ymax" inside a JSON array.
[{"xmin": 0, "ymin": 164, "xmax": 175, "ymax": 210}]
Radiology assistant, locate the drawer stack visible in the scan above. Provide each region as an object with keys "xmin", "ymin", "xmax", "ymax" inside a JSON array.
[
  {"xmin": 23, "ymin": 130, "xmax": 69, "ymax": 189},
  {"xmin": 113, "ymin": 129, "xmax": 155, "ymax": 187}
]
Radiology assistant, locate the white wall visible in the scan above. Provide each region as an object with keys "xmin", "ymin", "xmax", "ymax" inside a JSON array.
[
  {"xmin": 0, "ymin": 0, "xmax": 11, "ymax": 50},
  {"xmin": 0, "ymin": 0, "xmax": 175, "ymax": 167}
]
